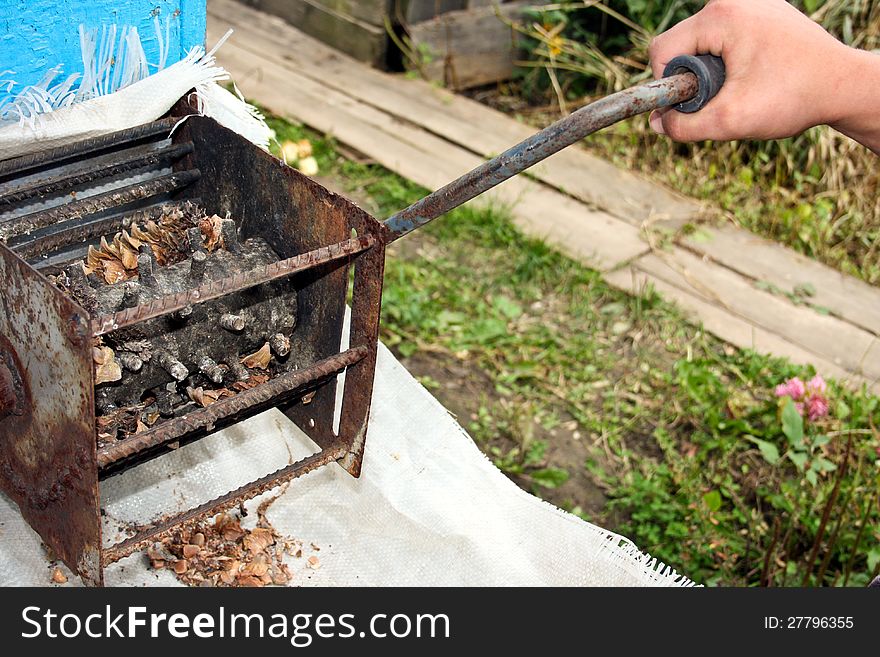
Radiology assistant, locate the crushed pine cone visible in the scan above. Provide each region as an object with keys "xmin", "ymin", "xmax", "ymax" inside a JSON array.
[
  {"xmin": 93, "ymin": 346, "xmax": 123, "ymax": 386},
  {"xmin": 186, "ymin": 386, "xmax": 232, "ymax": 408},
  {"xmin": 96, "ymin": 400, "xmax": 151, "ymax": 446},
  {"xmin": 241, "ymin": 343, "xmax": 272, "ymax": 370},
  {"xmin": 199, "ymin": 214, "xmax": 225, "ymax": 251},
  {"xmin": 54, "ymin": 202, "xmax": 207, "ymax": 306},
  {"xmin": 244, "ymin": 527, "xmax": 274, "ymax": 553},
  {"xmin": 148, "ymin": 511, "xmax": 294, "ymax": 587}
]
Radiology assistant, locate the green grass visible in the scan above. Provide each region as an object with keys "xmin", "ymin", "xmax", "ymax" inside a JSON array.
[{"xmin": 266, "ymin": 114, "xmax": 880, "ymax": 587}]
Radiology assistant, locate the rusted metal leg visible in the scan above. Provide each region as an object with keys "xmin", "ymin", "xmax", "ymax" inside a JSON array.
[
  {"xmin": 0, "ymin": 243, "xmax": 101, "ymax": 586},
  {"xmin": 337, "ymin": 223, "xmax": 390, "ymax": 478}
]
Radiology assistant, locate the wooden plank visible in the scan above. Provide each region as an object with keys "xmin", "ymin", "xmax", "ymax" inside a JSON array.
[
  {"xmin": 239, "ymin": 0, "xmax": 389, "ymax": 65},
  {"xmin": 210, "ymin": 0, "xmax": 699, "ymax": 228},
  {"xmin": 243, "ymin": 0, "xmax": 390, "ymax": 27},
  {"xmin": 402, "ymin": 0, "xmax": 468, "ymax": 23},
  {"xmin": 604, "ymin": 266, "xmax": 874, "ymax": 391},
  {"xmin": 309, "ymin": 0, "xmax": 391, "ymax": 24},
  {"xmin": 405, "ymin": 2, "xmax": 526, "ymax": 89},
  {"xmin": 682, "ymin": 224, "xmax": 880, "ymax": 337},
  {"xmin": 213, "ymin": 35, "xmax": 650, "ymax": 271},
  {"xmin": 629, "ymin": 247, "xmax": 880, "ymax": 381}
]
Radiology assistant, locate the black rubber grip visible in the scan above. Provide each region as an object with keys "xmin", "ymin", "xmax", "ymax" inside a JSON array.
[{"xmin": 663, "ymin": 54, "xmax": 726, "ymax": 113}]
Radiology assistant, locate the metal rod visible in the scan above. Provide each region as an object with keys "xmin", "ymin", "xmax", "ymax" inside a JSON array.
[
  {"xmin": 97, "ymin": 345, "xmax": 369, "ymax": 469},
  {"xmin": 0, "ymin": 141, "xmax": 194, "ymax": 207},
  {"xmin": 0, "ymin": 169, "xmax": 201, "ymax": 241},
  {"xmin": 101, "ymin": 445, "xmax": 348, "ymax": 565},
  {"xmin": 12, "ymin": 201, "xmax": 195, "ymax": 262},
  {"xmin": 92, "ymin": 235, "xmax": 375, "ymax": 336},
  {"xmin": 383, "ymin": 73, "xmax": 699, "ymax": 241},
  {"xmin": 0, "ymin": 118, "xmax": 177, "ymax": 180}
]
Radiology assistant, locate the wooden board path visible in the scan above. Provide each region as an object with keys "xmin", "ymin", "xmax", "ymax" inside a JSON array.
[
  {"xmin": 210, "ymin": 0, "xmax": 700, "ymax": 230},
  {"xmin": 682, "ymin": 225, "xmax": 880, "ymax": 337}
]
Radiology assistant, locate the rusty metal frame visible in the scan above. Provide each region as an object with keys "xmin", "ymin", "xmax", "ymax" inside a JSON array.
[{"xmin": 0, "ymin": 110, "xmax": 390, "ymax": 585}]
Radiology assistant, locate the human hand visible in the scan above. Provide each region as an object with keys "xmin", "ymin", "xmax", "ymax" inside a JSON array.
[{"xmin": 648, "ymin": 0, "xmax": 880, "ymax": 152}]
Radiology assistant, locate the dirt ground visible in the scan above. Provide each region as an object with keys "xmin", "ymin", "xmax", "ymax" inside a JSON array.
[{"xmin": 398, "ymin": 348, "xmax": 611, "ymax": 518}]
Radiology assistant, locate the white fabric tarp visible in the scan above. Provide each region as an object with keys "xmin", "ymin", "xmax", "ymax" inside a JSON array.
[
  {"xmin": 0, "ymin": 29, "xmax": 271, "ymax": 160},
  {"xmin": 0, "ymin": 342, "xmax": 694, "ymax": 587}
]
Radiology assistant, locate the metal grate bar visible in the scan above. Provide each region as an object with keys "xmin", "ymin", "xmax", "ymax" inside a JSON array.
[
  {"xmin": 12, "ymin": 201, "xmax": 198, "ymax": 262},
  {"xmin": 0, "ymin": 142, "xmax": 194, "ymax": 207},
  {"xmin": 0, "ymin": 118, "xmax": 177, "ymax": 179},
  {"xmin": 97, "ymin": 346, "xmax": 369, "ymax": 468},
  {"xmin": 92, "ymin": 235, "xmax": 375, "ymax": 336},
  {"xmin": 101, "ymin": 445, "xmax": 348, "ymax": 566},
  {"xmin": 0, "ymin": 169, "xmax": 201, "ymax": 242}
]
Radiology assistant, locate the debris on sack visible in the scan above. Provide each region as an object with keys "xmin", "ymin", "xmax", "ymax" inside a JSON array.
[
  {"xmin": 145, "ymin": 488, "xmax": 320, "ymax": 588},
  {"xmin": 147, "ymin": 510, "xmax": 300, "ymax": 587}
]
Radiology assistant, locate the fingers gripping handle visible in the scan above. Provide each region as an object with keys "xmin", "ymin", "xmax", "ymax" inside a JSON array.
[{"xmin": 663, "ymin": 54, "xmax": 726, "ymax": 113}]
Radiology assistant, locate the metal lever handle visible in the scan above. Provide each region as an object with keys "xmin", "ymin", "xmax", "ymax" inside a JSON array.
[
  {"xmin": 384, "ymin": 54, "xmax": 726, "ymax": 242},
  {"xmin": 662, "ymin": 54, "xmax": 726, "ymax": 113}
]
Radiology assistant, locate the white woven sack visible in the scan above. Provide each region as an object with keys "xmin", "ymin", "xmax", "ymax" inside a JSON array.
[{"xmin": 0, "ymin": 23, "xmax": 270, "ymax": 160}]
